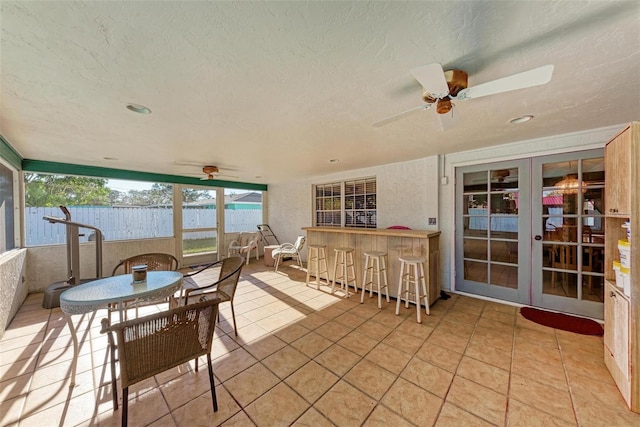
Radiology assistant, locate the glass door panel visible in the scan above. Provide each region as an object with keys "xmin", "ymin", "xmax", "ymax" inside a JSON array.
[
  {"xmin": 180, "ymin": 187, "xmax": 218, "ymax": 265},
  {"xmin": 532, "ymin": 152, "xmax": 605, "ymax": 318},
  {"xmin": 456, "ymin": 160, "xmax": 530, "ymax": 303}
]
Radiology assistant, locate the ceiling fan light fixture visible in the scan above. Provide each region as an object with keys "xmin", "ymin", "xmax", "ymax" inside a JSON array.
[
  {"xmin": 509, "ymin": 115, "xmax": 534, "ymax": 124},
  {"xmin": 436, "ymin": 99, "xmax": 453, "ymax": 114}
]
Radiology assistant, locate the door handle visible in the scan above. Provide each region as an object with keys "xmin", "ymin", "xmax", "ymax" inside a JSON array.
[{"xmin": 534, "ymin": 235, "xmax": 542, "ymax": 241}]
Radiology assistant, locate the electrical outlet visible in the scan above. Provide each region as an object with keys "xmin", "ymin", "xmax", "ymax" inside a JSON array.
[{"xmin": 428, "ymin": 217, "xmax": 436, "ymax": 225}]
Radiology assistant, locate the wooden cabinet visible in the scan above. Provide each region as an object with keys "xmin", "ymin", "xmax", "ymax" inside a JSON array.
[
  {"xmin": 605, "ymin": 125, "xmax": 631, "ymax": 216},
  {"xmin": 604, "ymin": 121, "xmax": 639, "ymax": 413},
  {"xmin": 604, "ymin": 281, "xmax": 631, "ymax": 405}
]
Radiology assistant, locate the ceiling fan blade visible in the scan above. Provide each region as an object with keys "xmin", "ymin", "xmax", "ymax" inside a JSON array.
[
  {"xmin": 372, "ymin": 104, "xmax": 432, "ymax": 127},
  {"xmin": 410, "ymin": 63, "xmax": 449, "ymax": 98},
  {"xmin": 455, "ymin": 64, "xmax": 554, "ymax": 100}
]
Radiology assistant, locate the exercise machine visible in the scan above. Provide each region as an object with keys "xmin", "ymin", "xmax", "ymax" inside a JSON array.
[{"xmin": 42, "ymin": 206, "xmax": 104, "ymax": 308}]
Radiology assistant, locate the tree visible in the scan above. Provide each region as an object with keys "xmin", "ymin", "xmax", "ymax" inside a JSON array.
[{"xmin": 25, "ymin": 174, "xmax": 111, "ymax": 207}]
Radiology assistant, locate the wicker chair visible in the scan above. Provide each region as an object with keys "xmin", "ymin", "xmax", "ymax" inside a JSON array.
[
  {"xmin": 101, "ymin": 299, "xmax": 220, "ymax": 427},
  {"xmin": 111, "ymin": 253, "xmax": 179, "ymax": 276},
  {"xmin": 109, "ymin": 253, "xmax": 179, "ymax": 320},
  {"xmin": 179, "ymin": 255, "xmax": 245, "ymax": 336}
]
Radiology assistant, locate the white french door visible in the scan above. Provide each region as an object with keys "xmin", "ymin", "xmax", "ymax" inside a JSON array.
[{"xmin": 455, "ymin": 149, "xmax": 605, "ymax": 318}]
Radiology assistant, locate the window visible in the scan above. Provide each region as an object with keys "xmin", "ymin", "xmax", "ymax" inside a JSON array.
[
  {"xmin": 0, "ymin": 160, "xmax": 17, "ymax": 253},
  {"xmin": 224, "ymin": 189, "xmax": 264, "ymax": 232},
  {"xmin": 314, "ymin": 178, "xmax": 376, "ymax": 228},
  {"xmin": 25, "ymin": 174, "xmax": 174, "ymax": 245}
]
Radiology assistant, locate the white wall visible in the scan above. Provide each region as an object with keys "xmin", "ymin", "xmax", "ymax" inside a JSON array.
[{"xmin": 268, "ymin": 157, "xmax": 440, "ymax": 260}]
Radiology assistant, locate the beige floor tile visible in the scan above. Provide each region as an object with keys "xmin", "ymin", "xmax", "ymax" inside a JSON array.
[
  {"xmin": 220, "ymin": 410, "xmax": 256, "ymax": 426},
  {"xmin": 464, "ymin": 341, "xmax": 512, "ymax": 371},
  {"xmin": 433, "ymin": 318, "xmax": 475, "ymax": 339},
  {"xmin": 456, "ymin": 356, "xmax": 509, "ymax": 395},
  {"xmin": 273, "ymin": 323, "xmax": 310, "ymax": 343},
  {"xmin": 314, "ymin": 320, "xmax": 352, "ymax": 342},
  {"xmin": 435, "ymin": 402, "xmax": 496, "ymax": 427},
  {"xmin": 343, "ymin": 359, "xmax": 396, "ymax": 400},
  {"xmin": 291, "ymin": 332, "xmax": 333, "ymax": 359},
  {"xmin": 172, "ymin": 385, "xmax": 241, "ymax": 426},
  {"xmin": 354, "ymin": 319, "xmax": 394, "ymax": 341},
  {"xmin": 158, "ymin": 368, "xmax": 215, "ymax": 410},
  {"xmin": 509, "ymin": 374, "xmax": 575, "ymax": 423},
  {"xmin": 315, "ymin": 344, "xmax": 361, "ymax": 377},
  {"xmin": 314, "ymin": 379, "xmax": 376, "ymax": 426},
  {"xmin": 223, "ymin": 363, "xmax": 280, "ymax": 407},
  {"xmin": 511, "ymin": 352, "xmax": 568, "ymax": 391},
  {"xmin": 333, "ymin": 311, "xmax": 366, "ymax": 329},
  {"xmin": 362, "ymin": 404, "xmax": 414, "ymax": 427},
  {"xmin": 382, "ymin": 329, "xmax": 424, "ymax": 355},
  {"xmin": 364, "ymin": 342, "xmax": 411, "ymax": 375},
  {"xmin": 245, "ymin": 382, "xmax": 309, "ymax": 427},
  {"xmin": 400, "ymin": 357, "xmax": 454, "ymax": 398},
  {"xmin": 0, "ymin": 394, "xmax": 25, "ymax": 426},
  {"xmin": 243, "ymin": 335, "xmax": 287, "ymax": 361},
  {"xmin": 513, "ymin": 339, "xmax": 562, "ymax": 365},
  {"xmin": 470, "ymin": 326, "xmax": 514, "ymax": 352},
  {"xmin": 443, "ymin": 309, "xmax": 481, "ymax": 326},
  {"xmin": 381, "ymin": 377, "xmax": 442, "ymax": 426},
  {"xmin": 507, "ymin": 399, "xmax": 577, "ymax": 426},
  {"xmin": 213, "ymin": 348, "xmax": 258, "ymax": 382},
  {"xmin": 292, "ymin": 407, "xmax": 334, "ymax": 426},
  {"xmin": 262, "ymin": 346, "xmax": 310, "ymax": 379},
  {"xmin": 446, "ymin": 376, "xmax": 507, "ymax": 425},
  {"xmin": 415, "ymin": 342, "xmax": 462, "ymax": 373},
  {"xmin": 430, "ymin": 330, "xmax": 471, "ymax": 356},
  {"xmin": 337, "ymin": 330, "xmax": 378, "ymax": 356},
  {"xmin": 284, "ymin": 361, "xmax": 339, "ymax": 404},
  {"xmin": 0, "ymin": 342, "xmax": 41, "ymax": 367},
  {"xmin": 477, "ymin": 316, "xmax": 514, "ymax": 333}
]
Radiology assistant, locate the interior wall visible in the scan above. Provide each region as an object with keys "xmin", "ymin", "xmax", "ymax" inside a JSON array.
[
  {"xmin": 439, "ymin": 123, "xmax": 624, "ymax": 293},
  {"xmin": 268, "ymin": 157, "xmax": 440, "ymax": 260},
  {"xmin": 0, "ymin": 249, "xmax": 27, "ymax": 338},
  {"xmin": 26, "ymin": 237, "xmax": 176, "ymax": 292}
]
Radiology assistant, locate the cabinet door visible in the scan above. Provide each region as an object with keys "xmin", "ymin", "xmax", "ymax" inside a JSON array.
[
  {"xmin": 605, "ymin": 128, "xmax": 631, "ymax": 215},
  {"xmin": 604, "ymin": 281, "xmax": 615, "ymax": 352},
  {"xmin": 614, "ymin": 290, "xmax": 630, "ymax": 375}
]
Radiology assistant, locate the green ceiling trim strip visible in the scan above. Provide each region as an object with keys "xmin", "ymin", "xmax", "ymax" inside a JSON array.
[
  {"xmin": 0, "ymin": 135, "xmax": 23, "ymax": 170},
  {"xmin": 21, "ymin": 159, "xmax": 268, "ymax": 191}
]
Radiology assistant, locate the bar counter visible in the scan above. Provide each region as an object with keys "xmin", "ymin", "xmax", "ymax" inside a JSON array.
[{"xmin": 302, "ymin": 227, "xmax": 441, "ymax": 305}]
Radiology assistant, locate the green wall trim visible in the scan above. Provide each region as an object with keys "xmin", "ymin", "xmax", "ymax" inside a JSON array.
[
  {"xmin": 0, "ymin": 135, "xmax": 23, "ymax": 170},
  {"xmin": 21, "ymin": 159, "xmax": 268, "ymax": 191}
]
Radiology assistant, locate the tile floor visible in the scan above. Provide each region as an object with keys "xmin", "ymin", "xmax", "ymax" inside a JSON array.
[{"xmin": 1, "ymin": 260, "xmax": 639, "ymax": 426}]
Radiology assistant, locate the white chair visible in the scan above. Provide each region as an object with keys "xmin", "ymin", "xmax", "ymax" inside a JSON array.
[
  {"xmin": 273, "ymin": 235, "xmax": 306, "ymax": 272},
  {"xmin": 228, "ymin": 232, "xmax": 260, "ymax": 265}
]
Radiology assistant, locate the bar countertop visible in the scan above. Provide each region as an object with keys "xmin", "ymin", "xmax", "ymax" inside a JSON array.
[{"xmin": 302, "ymin": 226, "xmax": 440, "ymax": 238}]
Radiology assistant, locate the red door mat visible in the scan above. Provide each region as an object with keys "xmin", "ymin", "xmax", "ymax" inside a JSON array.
[{"xmin": 520, "ymin": 307, "xmax": 604, "ymax": 336}]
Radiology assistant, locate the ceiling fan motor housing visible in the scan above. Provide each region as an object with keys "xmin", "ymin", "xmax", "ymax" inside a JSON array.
[{"xmin": 423, "ymin": 69, "xmax": 468, "ymax": 114}]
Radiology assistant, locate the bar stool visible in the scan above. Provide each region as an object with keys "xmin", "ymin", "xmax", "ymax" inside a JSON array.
[
  {"xmin": 306, "ymin": 245, "xmax": 330, "ymax": 289},
  {"xmin": 395, "ymin": 256, "xmax": 430, "ymax": 323},
  {"xmin": 360, "ymin": 251, "xmax": 390, "ymax": 308},
  {"xmin": 331, "ymin": 247, "xmax": 357, "ymax": 297}
]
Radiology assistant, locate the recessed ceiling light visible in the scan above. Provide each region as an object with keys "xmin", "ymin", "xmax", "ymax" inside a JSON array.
[
  {"xmin": 509, "ymin": 115, "xmax": 533, "ymax": 124},
  {"xmin": 126, "ymin": 103, "xmax": 151, "ymax": 114},
  {"xmin": 329, "ymin": 159, "xmax": 339, "ymax": 163},
  {"xmin": 103, "ymin": 157, "xmax": 119, "ymax": 161}
]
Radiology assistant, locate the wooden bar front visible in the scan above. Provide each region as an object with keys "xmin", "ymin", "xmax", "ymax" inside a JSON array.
[{"xmin": 303, "ymin": 227, "xmax": 441, "ymax": 305}]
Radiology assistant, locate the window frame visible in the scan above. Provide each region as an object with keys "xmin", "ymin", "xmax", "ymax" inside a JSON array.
[{"xmin": 313, "ymin": 177, "xmax": 377, "ymax": 228}]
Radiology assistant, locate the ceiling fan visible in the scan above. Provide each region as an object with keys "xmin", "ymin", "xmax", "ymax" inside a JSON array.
[
  {"xmin": 373, "ymin": 63, "xmax": 554, "ymax": 128},
  {"xmin": 174, "ymin": 161, "xmax": 239, "ymax": 180}
]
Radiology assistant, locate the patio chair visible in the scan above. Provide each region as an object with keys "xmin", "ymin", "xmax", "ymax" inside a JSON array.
[
  {"xmin": 227, "ymin": 232, "xmax": 261, "ymax": 265},
  {"xmin": 179, "ymin": 255, "xmax": 245, "ymax": 336},
  {"xmin": 101, "ymin": 299, "xmax": 220, "ymax": 427},
  {"xmin": 109, "ymin": 253, "xmax": 179, "ymax": 320},
  {"xmin": 273, "ymin": 235, "xmax": 305, "ymax": 273}
]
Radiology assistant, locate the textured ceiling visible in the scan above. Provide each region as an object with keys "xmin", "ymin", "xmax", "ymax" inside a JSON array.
[{"xmin": 1, "ymin": 1, "xmax": 639, "ymax": 184}]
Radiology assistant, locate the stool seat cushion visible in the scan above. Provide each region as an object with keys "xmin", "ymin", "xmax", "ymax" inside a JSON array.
[
  {"xmin": 399, "ymin": 256, "xmax": 426, "ymax": 263},
  {"xmin": 334, "ymin": 247, "xmax": 355, "ymax": 252},
  {"xmin": 364, "ymin": 251, "xmax": 387, "ymax": 257}
]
